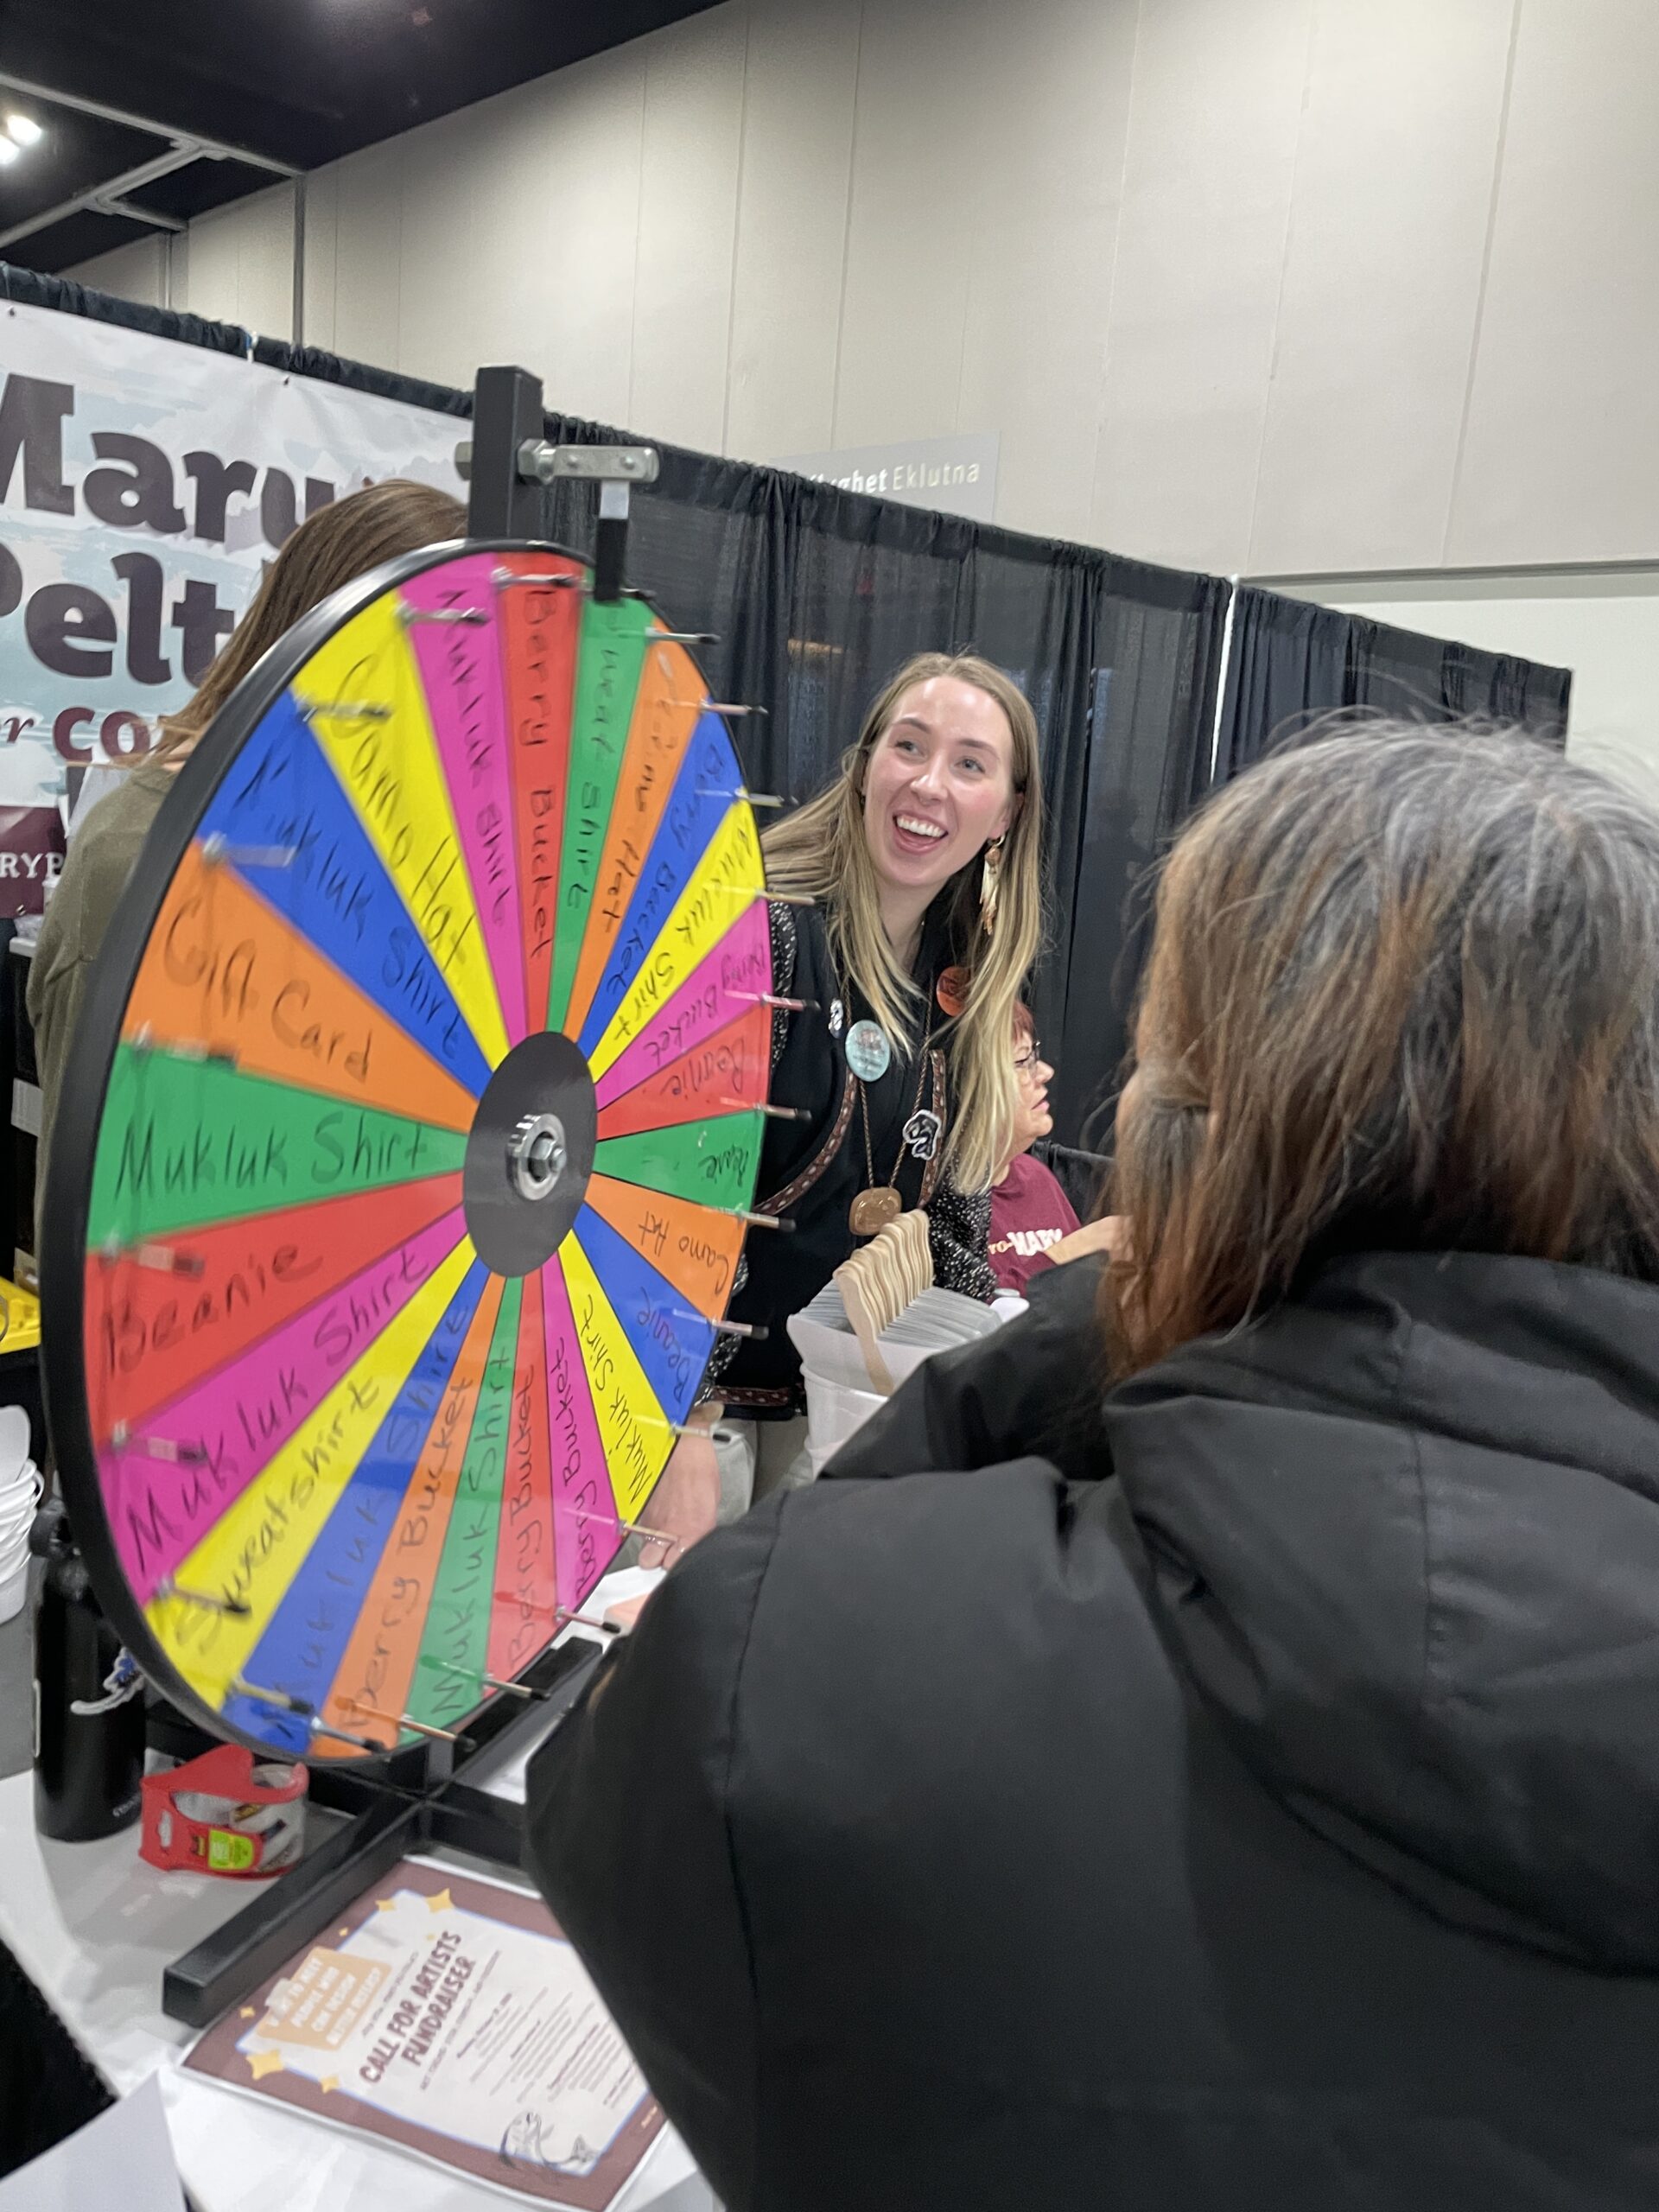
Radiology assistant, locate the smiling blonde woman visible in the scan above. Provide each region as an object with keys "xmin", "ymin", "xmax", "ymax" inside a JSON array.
[{"xmin": 642, "ymin": 650, "xmax": 1046, "ymax": 1529}]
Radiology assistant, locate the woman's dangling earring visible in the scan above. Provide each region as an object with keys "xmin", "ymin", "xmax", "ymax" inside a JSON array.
[{"xmin": 979, "ymin": 836, "xmax": 1005, "ymax": 940}]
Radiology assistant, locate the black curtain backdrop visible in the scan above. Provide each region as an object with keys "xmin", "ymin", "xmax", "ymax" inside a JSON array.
[
  {"xmin": 0, "ymin": 265, "xmax": 1575, "ymax": 1147},
  {"xmin": 529, "ymin": 419, "xmax": 1231, "ymax": 1147},
  {"xmin": 1046, "ymin": 570, "xmax": 1230, "ymax": 1147},
  {"xmin": 1216, "ymin": 586, "xmax": 1573, "ymax": 784}
]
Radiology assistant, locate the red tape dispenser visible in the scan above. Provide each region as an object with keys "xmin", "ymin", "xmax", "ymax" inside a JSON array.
[{"xmin": 141, "ymin": 1745, "xmax": 308, "ymax": 1878}]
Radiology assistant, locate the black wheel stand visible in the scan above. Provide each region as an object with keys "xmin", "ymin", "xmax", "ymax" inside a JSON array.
[{"xmin": 150, "ymin": 1630, "xmax": 600, "ymax": 2030}]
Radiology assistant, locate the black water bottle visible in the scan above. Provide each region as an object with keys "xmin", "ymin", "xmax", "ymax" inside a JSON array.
[{"xmin": 31, "ymin": 1501, "xmax": 145, "ymax": 1840}]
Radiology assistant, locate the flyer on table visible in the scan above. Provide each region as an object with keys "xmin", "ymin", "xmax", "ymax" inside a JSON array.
[{"xmin": 183, "ymin": 1859, "xmax": 664, "ymax": 2209}]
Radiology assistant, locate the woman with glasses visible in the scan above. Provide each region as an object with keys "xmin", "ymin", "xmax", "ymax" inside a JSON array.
[{"xmin": 986, "ymin": 1003, "xmax": 1079, "ymax": 1296}]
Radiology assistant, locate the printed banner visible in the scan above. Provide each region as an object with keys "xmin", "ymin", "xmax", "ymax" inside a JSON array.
[{"xmin": 0, "ymin": 301, "xmax": 466, "ymax": 913}]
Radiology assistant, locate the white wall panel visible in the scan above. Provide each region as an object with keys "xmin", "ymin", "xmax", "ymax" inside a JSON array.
[
  {"xmin": 630, "ymin": 4, "xmax": 747, "ymax": 453},
  {"xmin": 237, "ymin": 184, "xmax": 298, "ymax": 343},
  {"xmin": 100, "ymin": 0, "xmax": 1659, "ymax": 573},
  {"xmin": 394, "ymin": 106, "xmax": 485, "ymax": 391},
  {"xmin": 184, "ymin": 182, "xmax": 296, "ymax": 341},
  {"xmin": 177, "ymin": 202, "xmax": 237, "ymax": 331},
  {"xmin": 327, "ymin": 140, "xmax": 404, "ymax": 372},
  {"xmin": 298, "ymin": 166, "xmax": 339, "ymax": 354},
  {"xmin": 60, "ymin": 233, "xmax": 168, "ymax": 309},
  {"xmin": 963, "ymin": 203, "xmax": 1121, "ymax": 543},
  {"xmin": 1246, "ymin": 0, "xmax": 1515, "ymax": 575},
  {"xmin": 429, "ymin": 76, "xmax": 551, "ymax": 395},
  {"xmin": 1447, "ymin": 0, "xmax": 1659, "ymax": 565},
  {"xmin": 954, "ymin": 0, "xmax": 1135, "ymax": 541},
  {"xmin": 1091, "ymin": 0, "xmax": 1312, "ymax": 571},
  {"xmin": 458, "ymin": 48, "xmax": 646, "ymax": 426},
  {"xmin": 830, "ymin": 0, "xmax": 980, "ymax": 448},
  {"xmin": 725, "ymin": 0, "xmax": 861, "ymax": 464}
]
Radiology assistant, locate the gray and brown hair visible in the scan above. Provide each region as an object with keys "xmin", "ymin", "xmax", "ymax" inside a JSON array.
[{"xmin": 1109, "ymin": 725, "xmax": 1659, "ymax": 1372}]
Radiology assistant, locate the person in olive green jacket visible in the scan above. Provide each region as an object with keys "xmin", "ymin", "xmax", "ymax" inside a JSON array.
[{"xmin": 28, "ymin": 478, "xmax": 466, "ymax": 1236}]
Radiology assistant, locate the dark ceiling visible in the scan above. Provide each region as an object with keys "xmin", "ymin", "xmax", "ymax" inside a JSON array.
[{"xmin": 0, "ymin": 0, "xmax": 721, "ymax": 272}]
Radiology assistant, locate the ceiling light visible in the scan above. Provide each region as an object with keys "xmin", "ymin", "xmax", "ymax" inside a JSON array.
[
  {"xmin": 0, "ymin": 141, "xmax": 19, "ymax": 168},
  {"xmin": 5, "ymin": 114, "xmax": 42, "ymax": 148}
]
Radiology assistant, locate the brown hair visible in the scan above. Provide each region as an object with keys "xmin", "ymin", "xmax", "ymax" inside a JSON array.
[
  {"xmin": 1012, "ymin": 999, "xmax": 1037, "ymax": 1046},
  {"xmin": 764, "ymin": 652, "xmax": 1046, "ymax": 1190},
  {"xmin": 156, "ymin": 478, "xmax": 466, "ymax": 758},
  {"xmin": 1108, "ymin": 725, "xmax": 1659, "ymax": 1375}
]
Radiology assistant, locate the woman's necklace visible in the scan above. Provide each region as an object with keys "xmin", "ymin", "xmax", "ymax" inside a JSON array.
[{"xmin": 849, "ymin": 1030, "xmax": 935, "ymax": 1237}]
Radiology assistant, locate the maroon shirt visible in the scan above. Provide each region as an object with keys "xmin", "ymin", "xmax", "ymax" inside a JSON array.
[{"xmin": 988, "ymin": 1152, "xmax": 1081, "ymax": 1297}]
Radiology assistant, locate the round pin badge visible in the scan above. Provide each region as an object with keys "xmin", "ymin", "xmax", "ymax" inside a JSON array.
[
  {"xmin": 936, "ymin": 966, "xmax": 970, "ymax": 1017},
  {"xmin": 845, "ymin": 1019, "xmax": 893, "ymax": 1081}
]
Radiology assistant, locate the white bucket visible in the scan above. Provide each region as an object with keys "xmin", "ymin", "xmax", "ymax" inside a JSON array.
[
  {"xmin": 801, "ymin": 1369, "xmax": 888, "ymax": 1476},
  {"xmin": 0, "ymin": 1554, "xmax": 26, "ymax": 1624},
  {"xmin": 0, "ymin": 1466, "xmax": 41, "ymax": 1538}
]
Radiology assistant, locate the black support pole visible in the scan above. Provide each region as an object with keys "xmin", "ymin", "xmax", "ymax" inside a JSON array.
[
  {"xmin": 593, "ymin": 485, "xmax": 629, "ymax": 603},
  {"xmin": 467, "ymin": 365, "xmax": 546, "ymax": 539}
]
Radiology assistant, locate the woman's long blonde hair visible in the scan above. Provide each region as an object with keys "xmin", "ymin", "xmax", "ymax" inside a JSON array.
[
  {"xmin": 765, "ymin": 652, "xmax": 1045, "ymax": 1192},
  {"xmin": 1108, "ymin": 725, "xmax": 1659, "ymax": 1375},
  {"xmin": 154, "ymin": 479, "xmax": 466, "ymax": 759}
]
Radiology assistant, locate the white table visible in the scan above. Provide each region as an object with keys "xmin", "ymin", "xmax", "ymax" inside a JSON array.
[{"xmin": 0, "ymin": 1579, "xmax": 715, "ymax": 2211}]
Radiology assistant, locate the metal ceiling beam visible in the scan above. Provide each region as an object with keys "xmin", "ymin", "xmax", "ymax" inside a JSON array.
[
  {"xmin": 0, "ymin": 141, "xmax": 207, "ymax": 251},
  {"xmin": 93, "ymin": 194, "xmax": 187, "ymax": 234},
  {"xmin": 0, "ymin": 70, "xmax": 297, "ymax": 175},
  {"xmin": 0, "ymin": 71, "xmax": 302, "ymax": 254}
]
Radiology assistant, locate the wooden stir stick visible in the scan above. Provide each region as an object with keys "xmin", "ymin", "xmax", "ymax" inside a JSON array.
[{"xmin": 832, "ymin": 1209, "xmax": 933, "ymax": 1395}]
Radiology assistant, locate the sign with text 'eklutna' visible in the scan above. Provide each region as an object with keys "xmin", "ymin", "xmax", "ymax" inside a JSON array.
[{"xmin": 772, "ymin": 430, "xmax": 999, "ymax": 525}]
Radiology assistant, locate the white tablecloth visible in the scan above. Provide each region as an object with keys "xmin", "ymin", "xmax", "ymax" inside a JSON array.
[{"xmin": 0, "ymin": 1573, "xmax": 714, "ymax": 2211}]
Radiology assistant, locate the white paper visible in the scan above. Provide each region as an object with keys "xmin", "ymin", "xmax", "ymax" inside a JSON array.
[{"xmin": 0, "ymin": 2075, "xmax": 183, "ymax": 2212}]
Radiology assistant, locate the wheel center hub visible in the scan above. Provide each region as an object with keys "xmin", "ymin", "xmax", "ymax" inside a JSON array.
[
  {"xmin": 462, "ymin": 1032, "xmax": 596, "ymax": 1276},
  {"xmin": 511, "ymin": 1112, "xmax": 568, "ymax": 1201}
]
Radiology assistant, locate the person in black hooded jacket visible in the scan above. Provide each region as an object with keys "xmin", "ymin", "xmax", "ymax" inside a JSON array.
[{"xmin": 527, "ymin": 725, "xmax": 1659, "ymax": 2212}]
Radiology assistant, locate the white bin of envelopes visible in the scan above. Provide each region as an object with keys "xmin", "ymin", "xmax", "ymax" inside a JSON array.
[{"xmin": 790, "ymin": 1284, "xmax": 1003, "ymax": 1476}]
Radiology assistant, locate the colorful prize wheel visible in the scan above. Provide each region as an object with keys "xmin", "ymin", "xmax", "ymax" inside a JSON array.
[{"xmin": 44, "ymin": 542, "xmax": 772, "ymax": 1762}]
